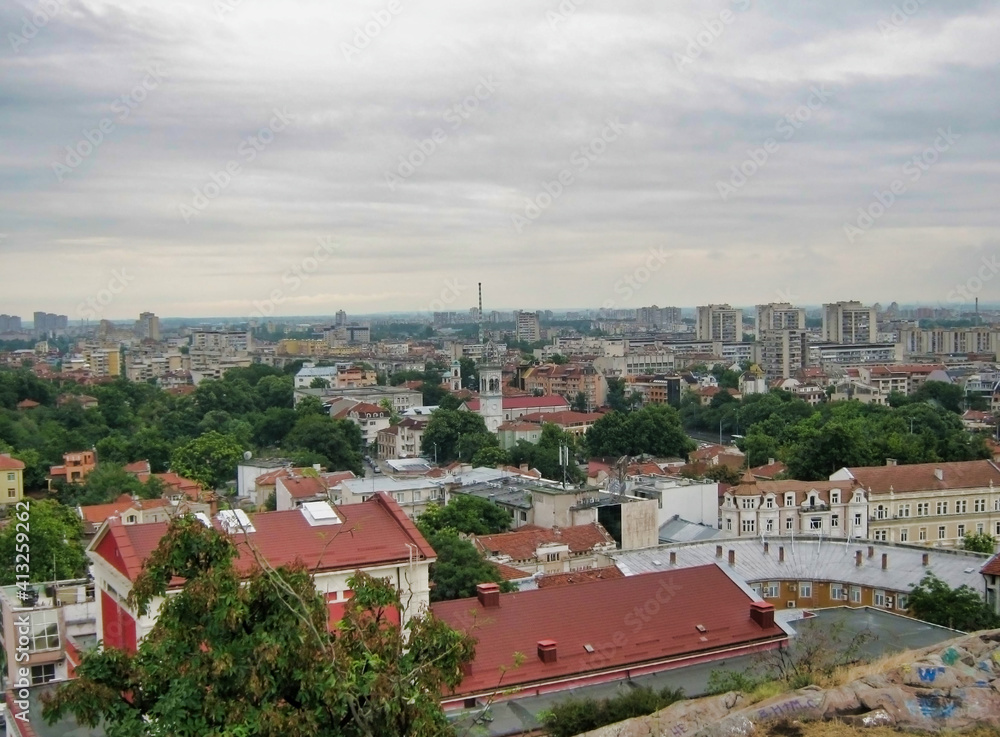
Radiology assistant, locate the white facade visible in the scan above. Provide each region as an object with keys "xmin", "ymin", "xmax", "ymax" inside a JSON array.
[{"xmin": 478, "ymin": 365, "xmax": 504, "ymax": 433}]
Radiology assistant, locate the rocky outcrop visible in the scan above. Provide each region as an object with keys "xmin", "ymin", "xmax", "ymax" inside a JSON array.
[{"xmin": 581, "ymin": 630, "xmax": 1000, "ymax": 737}]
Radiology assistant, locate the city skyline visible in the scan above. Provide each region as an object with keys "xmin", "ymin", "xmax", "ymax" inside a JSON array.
[{"xmin": 2, "ymin": 1, "xmax": 999, "ymax": 318}]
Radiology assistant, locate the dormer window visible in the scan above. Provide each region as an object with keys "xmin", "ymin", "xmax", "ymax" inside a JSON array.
[{"xmin": 785, "ymin": 493, "xmax": 795, "ymax": 507}]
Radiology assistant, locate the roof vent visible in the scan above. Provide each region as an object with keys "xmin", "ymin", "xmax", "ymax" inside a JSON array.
[
  {"xmin": 301, "ymin": 501, "xmax": 342, "ymax": 526},
  {"xmin": 194, "ymin": 512, "xmax": 212, "ymax": 527},
  {"xmin": 934, "ymin": 468, "xmax": 944, "ymax": 481},
  {"xmin": 217, "ymin": 509, "xmax": 255, "ymax": 534},
  {"xmin": 538, "ymin": 639, "xmax": 557, "ymax": 664}
]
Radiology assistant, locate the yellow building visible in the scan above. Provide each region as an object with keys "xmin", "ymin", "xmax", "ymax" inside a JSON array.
[{"xmin": 0, "ymin": 453, "xmax": 25, "ymax": 504}]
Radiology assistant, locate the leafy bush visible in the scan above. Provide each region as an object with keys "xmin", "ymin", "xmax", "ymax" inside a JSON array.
[{"xmin": 542, "ymin": 685, "xmax": 684, "ymax": 737}]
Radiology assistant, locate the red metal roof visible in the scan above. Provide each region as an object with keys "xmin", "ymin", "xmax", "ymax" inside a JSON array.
[
  {"xmin": 92, "ymin": 493, "xmax": 435, "ymax": 583},
  {"xmin": 432, "ymin": 565, "xmax": 785, "ymax": 698},
  {"xmin": 472, "ymin": 523, "xmax": 615, "ymax": 562},
  {"xmin": 463, "ymin": 395, "xmax": 570, "ymax": 411}
]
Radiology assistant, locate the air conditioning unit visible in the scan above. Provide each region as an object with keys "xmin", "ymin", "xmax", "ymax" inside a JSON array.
[
  {"xmin": 788, "ymin": 584, "xmax": 796, "ymax": 592},
  {"xmin": 886, "ymin": 597, "xmax": 894, "ymax": 607},
  {"xmin": 786, "ymin": 600, "xmax": 797, "ymax": 608}
]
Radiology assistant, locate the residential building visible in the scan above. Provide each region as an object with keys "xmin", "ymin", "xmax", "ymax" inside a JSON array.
[
  {"xmin": 236, "ymin": 458, "xmax": 292, "ymax": 501},
  {"xmin": 719, "ymin": 472, "xmax": 868, "ymax": 539},
  {"xmin": 613, "ymin": 538, "xmax": 988, "ymax": 615},
  {"xmin": 696, "ymin": 304, "xmax": 742, "ymax": 342},
  {"xmin": 0, "ymin": 452, "xmax": 25, "ymax": 504},
  {"xmin": 334, "ymin": 476, "xmax": 444, "ymax": 518},
  {"xmin": 822, "ymin": 301, "xmax": 877, "ymax": 344},
  {"xmin": 135, "ymin": 312, "xmax": 160, "ymax": 341},
  {"xmin": 856, "ymin": 364, "xmax": 947, "ymax": 396},
  {"xmin": 0, "ymin": 314, "xmax": 23, "ymax": 333},
  {"xmin": 514, "ymin": 311, "xmax": 541, "ymax": 343},
  {"xmin": 759, "ymin": 329, "xmax": 808, "ymax": 380},
  {"xmin": 377, "ymin": 416, "xmax": 430, "ymax": 460},
  {"xmin": 755, "ymin": 303, "xmax": 806, "ymax": 335},
  {"xmin": 739, "ymin": 365, "xmax": 769, "ymax": 396},
  {"xmin": 190, "ymin": 329, "xmax": 252, "ymax": 352},
  {"xmin": 831, "ymin": 459, "xmax": 1000, "ymax": 547},
  {"xmin": 625, "ymin": 374, "xmax": 682, "ymax": 406},
  {"xmin": 275, "ymin": 470, "xmax": 356, "ymax": 511},
  {"xmin": 899, "ymin": 326, "xmax": 1000, "ymax": 358},
  {"xmin": 87, "ymin": 495, "xmax": 435, "ymax": 653},
  {"xmin": 432, "ymin": 565, "xmax": 787, "ymax": 709},
  {"xmin": 497, "ymin": 421, "xmax": 544, "ymax": 449},
  {"xmin": 48, "ymin": 451, "xmax": 97, "ymax": 487},
  {"xmin": 332, "ymin": 401, "xmax": 391, "ymax": 447},
  {"xmin": 78, "ymin": 494, "xmax": 173, "ymax": 532},
  {"xmin": 471, "ymin": 523, "xmax": 617, "ymax": 577},
  {"xmin": 519, "ymin": 410, "xmax": 605, "ymax": 437},
  {"xmin": 294, "ymin": 363, "xmax": 379, "ymax": 389},
  {"xmin": 520, "ymin": 364, "xmax": 608, "ymax": 407},
  {"xmin": 628, "ymin": 476, "xmax": 719, "ymax": 531},
  {"xmin": 294, "ymin": 385, "xmax": 423, "ymax": 413},
  {"xmin": 593, "ymin": 351, "xmax": 677, "ymax": 377},
  {"xmin": 82, "ymin": 347, "xmax": 121, "ymax": 377},
  {"xmin": 0, "ymin": 578, "xmax": 97, "ymax": 688},
  {"xmin": 636, "ymin": 305, "xmax": 682, "ymax": 330},
  {"xmin": 809, "ymin": 342, "xmax": 902, "ymax": 367}
]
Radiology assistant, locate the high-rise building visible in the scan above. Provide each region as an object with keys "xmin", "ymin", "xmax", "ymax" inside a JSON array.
[
  {"xmin": 695, "ymin": 304, "xmax": 742, "ymax": 342},
  {"xmin": 0, "ymin": 315, "xmax": 22, "ymax": 333},
  {"xmin": 755, "ymin": 303, "xmax": 806, "ymax": 335},
  {"xmin": 32, "ymin": 311, "xmax": 67, "ymax": 337},
  {"xmin": 514, "ymin": 311, "xmax": 541, "ymax": 343},
  {"xmin": 637, "ymin": 306, "xmax": 682, "ymax": 330},
  {"xmin": 760, "ymin": 329, "xmax": 809, "ymax": 380},
  {"xmin": 822, "ymin": 301, "xmax": 877, "ymax": 344},
  {"xmin": 136, "ymin": 312, "xmax": 161, "ymax": 341},
  {"xmin": 335, "ymin": 310, "xmax": 348, "ymax": 327}
]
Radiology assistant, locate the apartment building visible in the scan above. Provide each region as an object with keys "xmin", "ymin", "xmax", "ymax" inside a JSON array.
[
  {"xmin": 899, "ymin": 326, "xmax": 1000, "ymax": 358},
  {"xmin": 719, "ymin": 471, "xmax": 869, "ymax": 539},
  {"xmin": 625, "ymin": 374, "xmax": 682, "ymax": 406},
  {"xmin": 135, "ymin": 312, "xmax": 160, "ymax": 341},
  {"xmin": 190, "ymin": 329, "xmax": 252, "ymax": 352},
  {"xmin": 471, "ymin": 523, "xmax": 617, "ymax": 577},
  {"xmin": 636, "ymin": 305, "xmax": 682, "ymax": 329},
  {"xmin": 0, "ymin": 453, "xmax": 25, "ymax": 504},
  {"xmin": 822, "ymin": 301, "xmax": 877, "ymax": 344},
  {"xmin": 755, "ymin": 303, "xmax": 806, "ymax": 335},
  {"xmin": 832, "ymin": 460, "xmax": 1000, "ymax": 547},
  {"xmin": 759, "ymin": 329, "xmax": 809, "ymax": 380},
  {"xmin": 48, "ymin": 451, "xmax": 97, "ymax": 487},
  {"xmin": 295, "ymin": 385, "xmax": 423, "ymax": 413},
  {"xmin": 695, "ymin": 304, "xmax": 742, "ymax": 342},
  {"xmin": 808, "ymin": 342, "xmax": 902, "ymax": 367},
  {"xmin": 332, "ymin": 400, "xmax": 391, "ymax": 446},
  {"xmin": 514, "ymin": 311, "xmax": 541, "ymax": 342},
  {"xmin": 593, "ymin": 350, "xmax": 676, "ymax": 377},
  {"xmin": 82, "ymin": 346, "xmax": 121, "ymax": 377},
  {"xmin": 520, "ymin": 364, "xmax": 608, "ymax": 407},
  {"xmin": 377, "ymin": 416, "xmax": 429, "ymax": 459},
  {"xmin": 855, "ymin": 364, "xmax": 947, "ymax": 396}
]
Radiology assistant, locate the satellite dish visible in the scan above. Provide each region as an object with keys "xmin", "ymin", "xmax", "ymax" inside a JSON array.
[{"xmin": 243, "ymin": 451, "xmax": 252, "ymax": 461}]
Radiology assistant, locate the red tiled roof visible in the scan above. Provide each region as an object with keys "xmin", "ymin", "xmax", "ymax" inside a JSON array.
[
  {"xmin": 350, "ymin": 402, "xmax": 389, "ymax": 416},
  {"xmin": 497, "ymin": 422, "xmax": 541, "ymax": 433},
  {"xmin": 463, "ymin": 395, "xmax": 570, "ymax": 411},
  {"xmin": 519, "ymin": 411, "xmax": 605, "ymax": 426},
  {"xmin": 842, "ymin": 460, "xmax": 1000, "ymax": 494},
  {"xmin": 750, "ymin": 461, "xmax": 787, "ymax": 479},
  {"xmin": 93, "ymin": 493, "xmax": 434, "ymax": 583},
  {"xmin": 79, "ymin": 494, "xmax": 170, "ymax": 524},
  {"xmin": 0, "ymin": 454, "xmax": 25, "ymax": 471},
  {"xmin": 280, "ymin": 476, "xmax": 328, "ymax": 499},
  {"xmin": 535, "ymin": 566, "xmax": 624, "ymax": 588},
  {"xmin": 492, "ymin": 562, "xmax": 532, "ymax": 581},
  {"xmin": 432, "ymin": 565, "xmax": 785, "ymax": 698},
  {"xmin": 16, "ymin": 399, "xmax": 40, "ymax": 408},
  {"xmin": 255, "ymin": 468, "xmax": 293, "ymax": 486},
  {"xmin": 472, "ymin": 523, "xmax": 615, "ymax": 562},
  {"xmin": 124, "ymin": 460, "xmax": 152, "ymax": 474},
  {"xmin": 982, "ymin": 553, "xmax": 1000, "ymax": 577}
]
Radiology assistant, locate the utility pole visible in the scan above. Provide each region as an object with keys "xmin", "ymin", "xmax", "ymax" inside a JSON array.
[{"xmin": 559, "ymin": 444, "xmax": 568, "ymax": 490}]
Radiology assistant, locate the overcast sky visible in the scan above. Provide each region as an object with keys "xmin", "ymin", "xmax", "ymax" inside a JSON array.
[{"xmin": 2, "ymin": 0, "xmax": 999, "ymax": 321}]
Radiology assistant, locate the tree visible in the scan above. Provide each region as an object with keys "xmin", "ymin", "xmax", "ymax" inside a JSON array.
[
  {"xmin": 606, "ymin": 378, "xmax": 641, "ymax": 413},
  {"xmin": 417, "ymin": 495, "xmax": 512, "ymax": 537},
  {"xmin": 907, "ymin": 571, "xmax": 1000, "ymax": 631},
  {"xmin": 309, "ymin": 377, "xmax": 330, "ymax": 389},
  {"xmin": 42, "ymin": 515, "xmax": 476, "ymax": 737},
  {"xmin": 571, "ymin": 392, "xmax": 588, "ymax": 413},
  {"xmin": 542, "ymin": 685, "xmax": 685, "ymax": 737},
  {"xmin": 963, "ymin": 531, "xmax": 997, "ymax": 554},
  {"xmin": 420, "ymin": 410, "xmax": 496, "ymax": 463},
  {"xmin": 421, "ymin": 530, "xmax": 515, "ymax": 602},
  {"xmin": 285, "ymin": 415, "xmax": 363, "ymax": 475},
  {"xmin": 586, "ymin": 405, "xmax": 694, "ymax": 459},
  {"xmin": 57, "ymin": 463, "xmax": 161, "ymax": 506},
  {"xmin": 0, "ymin": 500, "xmax": 88, "ymax": 583},
  {"xmin": 470, "ymin": 445, "xmax": 510, "ymax": 468},
  {"xmin": 704, "ymin": 464, "xmax": 742, "ymax": 485},
  {"xmin": 458, "ymin": 356, "xmax": 478, "ymax": 391},
  {"xmin": 550, "ymin": 353, "xmax": 569, "ymax": 365},
  {"xmin": 169, "ymin": 431, "xmax": 244, "ymax": 489}
]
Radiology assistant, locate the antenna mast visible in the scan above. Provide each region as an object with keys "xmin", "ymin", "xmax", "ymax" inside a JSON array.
[{"xmin": 478, "ymin": 282, "xmax": 484, "ymax": 346}]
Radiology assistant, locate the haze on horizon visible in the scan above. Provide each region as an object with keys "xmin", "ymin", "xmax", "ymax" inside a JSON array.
[{"xmin": 2, "ymin": 0, "xmax": 999, "ymax": 321}]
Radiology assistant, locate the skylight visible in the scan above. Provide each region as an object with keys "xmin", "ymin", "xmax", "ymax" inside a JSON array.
[{"xmin": 301, "ymin": 501, "xmax": 342, "ymax": 527}]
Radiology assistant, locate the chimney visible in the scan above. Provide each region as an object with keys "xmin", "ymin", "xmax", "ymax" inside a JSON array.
[
  {"xmin": 728, "ymin": 550, "xmax": 736, "ymax": 566},
  {"xmin": 476, "ymin": 582, "xmax": 500, "ymax": 608},
  {"xmin": 537, "ymin": 640, "xmax": 557, "ymax": 664},
  {"xmin": 934, "ymin": 468, "xmax": 944, "ymax": 481},
  {"xmin": 750, "ymin": 601, "xmax": 775, "ymax": 629},
  {"xmin": 763, "ymin": 541, "xmax": 769, "ymax": 554},
  {"xmin": 855, "ymin": 550, "xmax": 863, "ymax": 567},
  {"xmin": 885, "ymin": 458, "xmax": 897, "ymax": 467},
  {"xmin": 520, "ymin": 463, "xmax": 529, "ymax": 473},
  {"xmin": 768, "ymin": 458, "xmax": 775, "ymax": 466},
  {"xmin": 669, "ymin": 551, "xmax": 677, "ymax": 565},
  {"xmin": 778, "ymin": 546, "xmax": 784, "ymax": 563},
  {"xmin": 868, "ymin": 545, "xmax": 874, "ymax": 559},
  {"xmin": 716, "ymin": 545, "xmax": 723, "ymax": 558},
  {"xmin": 881, "ymin": 553, "xmax": 888, "ymax": 570},
  {"xmin": 922, "ymin": 552, "xmax": 929, "ymax": 566}
]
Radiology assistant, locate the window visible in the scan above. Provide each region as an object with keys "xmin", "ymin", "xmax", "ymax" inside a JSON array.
[
  {"xmin": 413, "ymin": 491, "xmax": 422, "ymax": 502},
  {"xmin": 897, "ymin": 594, "xmax": 908, "ymax": 610},
  {"xmin": 976, "ymin": 498, "xmax": 986, "ymax": 512},
  {"xmin": 956, "ymin": 500, "xmax": 967, "ymax": 514},
  {"xmin": 874, "ymin": 590, "xmax": 886, "ymax": 607},
  {"xmin": 874, "ymin": 530, "xmax": 887, "ymax": 542},
  {"xmin": 917, "ymin": 503, "xmax": 929, "ymax": 516},
  {"xmin": 30, "ymin": 611, "xmax": 60, "ymax": 652},
  {"xmin": 785, "ymin": 493, "xmax": 795, "ymax": 507},
  {"xmin": 764, "ymin": 582, "xmax": 779, "ymax": 598},
  {"xmin": 809, "ymin": 517, "xmax": 821, "ymax": 530},
  {"xmin": 831, "ymin": 514, "xmax": 839, "ymax": 528},
  {"xmin": 726, "ymin": 519, "xmax": 733, "ymax": 531},
  {"xmin": 937, "ymin": 501, "xmax": 948, "ymax": 515},
  {"xmin": 899, "ymin": 529, "xmax": 909, "ymax": 542},
  {"xmin": 765, "ymin": 519, "xmax": 774, "ymax": 533},
  {"xmin": 898, "ymin": 504, "xmax": 910, "ymax": 518},
  {"xmin": 742, "ymin": 519, "xmax": 756, "ymax": 533},
  {"xmin": 750, "ymin": 584, "xmax": 762, "ymax": 596},
  {"xmin": 874, "ymin": 505, "xmax": 888, "ymax": 520},
  {"xmin": 831, "ymin": 584, "xmax": 845, "ymax": 600},
  {"xmin": 938, "ymin": 526, "xmax": 946, "ymax": 540},
  {"xmin": 785, "ymin": 517, "xmax": 794, "ymax": 530},
  {"xmin": 978, "ymin": 523, "xmax": 984, "ymax": 534},
  {"xmin": 799, "ymin": 581, "xmax": 812, "ymax": 598},
  {"xmin": 394, "ymin": 492, "xmax": 404, "ymax": 503},
  {"xmin": 919, "ymin": 527, "xmax": 927, "ymax": 541},
  {"xmin": 545, "ymin": 553, "xmax": 559, "ymax": 562},
  {"xmin": 30, "ymin": 664, "xmax": 56, "ymax": 685},
  {"xmin": 957, "ymin": 524, "xmax": 966, "ymax": 538},
  {"xmin": 7, "ymin": 489, "xmax": 14, "ymax": 498},
  {"xmin": 995, "ymin": 498, "xmax": 1000, "ymax": 512},
  {"xmin": 741, "ymin": 498, "xmax": 754, "ymax": 509},
  {"xmin": 6, "ymin": 472, "xmax": 13, "ymax": 481},
  {"xmin": 765, "ymin": 497, "xmax": 774, "ymax": 509},
  {"xmin": 519, "ymin": 511, "xmax": 527, "ymax": 521},
  {"xmin": 831, "ymin": 491, "xmax": 840, "ymax": 504},
  {"xmin": 854, "ymin": 513, "xmax": 862, "ymax": 526},
  {"xmin": 850, "ymin": 586, "xmax": 862, "ymax": 604}
]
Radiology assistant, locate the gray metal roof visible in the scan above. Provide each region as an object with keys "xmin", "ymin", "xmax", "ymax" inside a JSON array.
[
  {"xmin": 612, "ymin": 536, "xmax": 989, "ymax": 594},
  {"xmin": 658, "ymin": 516, "xmax": 726, "ymax": 544}
]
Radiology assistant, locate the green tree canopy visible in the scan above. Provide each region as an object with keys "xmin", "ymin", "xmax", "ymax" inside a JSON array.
[
  {"xmin": 417, "ymin": 495, "xmax": 512, "ymax": 537},
  {"xmin": 962, "ymin": 531, "xmax": 997, "ymax": 554},
  {"xmin": 284, "ymin": 415, "xmax": 363, "ymax": 475},
  {"xmin": 420, "ymin": 409, "xmax": 497, "ymax": 463},
  {"xmin": 421, "ymin": 530, "xmax": 516, "ymax": 602},
  {"xmin": 169, "ymin": 430, "xmax": 245, "ymax": 489},
  {"xmin": 0, "ymin": 500, "xmax": 88, "ymax": 584},
  {"xmin": 42, "ymin": 515, "xmax": 476, "ymax": 736},
  {"xmin": 586, "ymin": 405, "xmax": 695, "ymax": 459},
  {"xmin": 907, "ymin": 571, "xmax": 1000, "ymax": 632}
]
